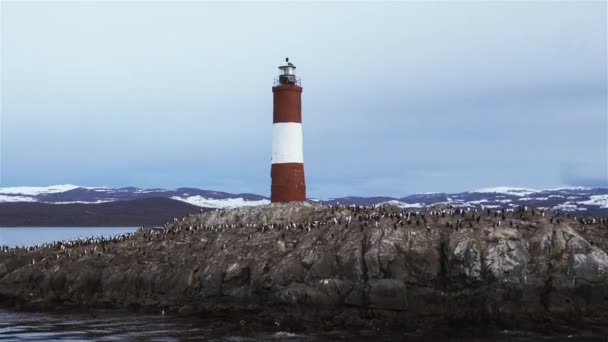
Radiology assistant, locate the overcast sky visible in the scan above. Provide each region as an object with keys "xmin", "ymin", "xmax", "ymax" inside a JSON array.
[{"xmin": 1, "ymin": 1, "xmax": 606, "ymax": 198}]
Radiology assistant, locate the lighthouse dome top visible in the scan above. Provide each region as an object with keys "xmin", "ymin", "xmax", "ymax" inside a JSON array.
[
  {"xmin": 278, "ymin": 57, "xmax": 296, "ymax": 76},
  {"xmin": 275, "ymin": 57, "xmax": 301, "ymax": 86}
]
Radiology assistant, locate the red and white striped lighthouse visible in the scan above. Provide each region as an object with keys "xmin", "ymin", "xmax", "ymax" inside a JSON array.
[{"xmin": 271, "ymin": 58, "xmax": 306, "ymax": 203}]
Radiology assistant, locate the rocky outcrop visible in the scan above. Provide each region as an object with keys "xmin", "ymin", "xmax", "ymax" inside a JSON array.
[{"xmin": 1, "ymin": 203, "xmax": 608, "ymax": 333}]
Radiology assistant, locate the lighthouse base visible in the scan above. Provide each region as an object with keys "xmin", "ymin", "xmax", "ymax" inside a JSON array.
[{"xmin": 271, "ymin": 163, "xmax": 306, "ymax": 203}]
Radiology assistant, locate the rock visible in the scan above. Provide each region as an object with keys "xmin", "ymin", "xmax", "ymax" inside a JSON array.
[
  {"xmin": 368, "ymin": 279, "xmax": 407, "ymax": 310},
  {"xmin": 224, "ymin": 262, "xmax": 250, "ymax": 283},
  {"xmin": 0, "ymin": 263, "xmax": 7, "ymax": 278},
  {"xmin": 178, "ymin": 305, "xmax": 195, "ymax": 316},
  {"xmin": 309, "ymin": 250, "xmax": 337, "ymax": 279},
  {"xmin": 1, "ymin": 202, "xmax": 608, "ymax": 333}
]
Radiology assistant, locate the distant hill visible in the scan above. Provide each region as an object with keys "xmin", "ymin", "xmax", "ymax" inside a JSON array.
[
  {"xmin": 0, "ymin": 197, "xmax": 204, "ymax": 227},
  {"xmin": 0, "ymin": 185, "xmax": 269, "ymax": 209},
  {"xmin": 0, "ymin": 185, "xmax": 606, "ymax": 226}
]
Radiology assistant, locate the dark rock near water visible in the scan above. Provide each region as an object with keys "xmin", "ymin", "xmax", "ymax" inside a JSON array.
[{"xmin": 1, "ymin": 202, "xmax": 608, "ymax": 334}]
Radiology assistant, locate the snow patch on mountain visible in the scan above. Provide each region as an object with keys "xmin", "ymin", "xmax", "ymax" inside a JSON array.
[
  {"xmin": 171, "ymin": 195, "xmax": 270, "ymax": 209},
  {"xmin": 553, "ymin": 203, "xmax": 587, "ymax": 212},
  {"xmin": 472, "ymin": 187, "xmax": 539, "ymax": 197},
  {"xmin": 468, "ymin": 199, "xmax": 489, "ymax": 204},
  {"xmin": 91, "ymin": 188, "xmax": 114, "ymax": 192},
  {"xmin": 379, "ymin": 200, "xmax": 424, "ymax": 208},
  {"xmin": 520, "ymin": 197, "xmax": 551, "ymax": 201},
  {"xmin": 50, "ymin": 200, "xmax": 117, "ymax": 205},
  {"xmin": 546, "ymin": 187, "xmax": 591, "ymax": 191},
  {"xmin": 0, "ymin": 195, "xmax": 37, "ymax": 202},
  {"xmin": 0, "ymin": 184, "xmax": 84, "ymax": 196},
  {"xmin": 579, "ymin": 195, "xmax": 608, "ymax": 209}
]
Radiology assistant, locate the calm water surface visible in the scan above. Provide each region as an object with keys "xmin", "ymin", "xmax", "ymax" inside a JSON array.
[
  {"xmin": 1, "ymin": 228, "xmax": 606, "ymax": 341},
  {"xmin": 0, "ymin": 308, "xmax": 606, "ymax": 342}
]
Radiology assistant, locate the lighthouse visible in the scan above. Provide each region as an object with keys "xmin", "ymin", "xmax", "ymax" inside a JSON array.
[{"xmin": 271, "ymin": 58, "xmax": 306, "ymax": 203}]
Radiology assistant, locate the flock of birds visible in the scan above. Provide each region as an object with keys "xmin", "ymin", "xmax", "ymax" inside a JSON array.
[
  {"xmin": 0, "ymin": 232, "xmax": 136, "ymax": 261},
  {"xmin": 157, "ymin": 205, "xmax": 608, "ymax": 238},
  {"xmin": 2, "ymin": 204, "xmax": 608, "ymax": 265}
]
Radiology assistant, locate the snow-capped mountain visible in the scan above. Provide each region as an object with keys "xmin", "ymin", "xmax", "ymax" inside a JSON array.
[
  {"xmin": 0, "ymin": 185, "xmax": 607, "ymax": 214},
  {"xmin": 0, "ymin": 185, "xmax": 269, "ymax": 209},
  {"xmin": 375, "ymin": 187, "xmax": 608, "ymax": 214}
]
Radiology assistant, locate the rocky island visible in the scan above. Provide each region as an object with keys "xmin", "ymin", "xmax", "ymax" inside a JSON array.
[{"xmin": 1, "ymin": 203, "xmax": 608, "ymax": 334}]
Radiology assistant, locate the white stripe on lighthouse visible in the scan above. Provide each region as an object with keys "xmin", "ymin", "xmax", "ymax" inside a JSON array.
[{"xmin": 272, "ymin": 123, "xmax": 304, "ymax": 164}]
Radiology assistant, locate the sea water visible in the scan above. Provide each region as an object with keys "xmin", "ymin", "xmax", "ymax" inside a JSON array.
[{"xmin": 0, "ymin": 308, "xmax": 605, "ymax": 342}]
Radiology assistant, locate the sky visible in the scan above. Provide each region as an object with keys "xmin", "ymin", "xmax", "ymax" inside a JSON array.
[{"xmin": 1, "ymin": 1, "xmax": 606, "ymax": 198}]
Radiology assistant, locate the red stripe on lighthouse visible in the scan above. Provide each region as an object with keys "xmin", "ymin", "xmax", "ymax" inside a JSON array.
[
  {"xmin": 273, "ymin": 85, "xmax": 302, "ymax": 123},
  {"xmin": 271, "ymin": 163, "xmax": 306, "ymax": 202}
]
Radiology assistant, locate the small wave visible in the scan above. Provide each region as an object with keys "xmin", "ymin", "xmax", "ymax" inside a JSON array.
[
  {"xmin": 223, "ymin": 336, "xmax": 258, "ymax": 342},
  {"xmin": 273, "ymin": 331, "xmax": 300, "ymax": 338}
]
